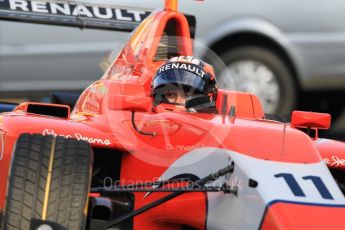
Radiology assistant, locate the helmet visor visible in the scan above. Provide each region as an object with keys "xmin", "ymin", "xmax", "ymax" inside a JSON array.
[{"xmin": 153, "ymin": 69, "xmax": 207, "ymax": 94}]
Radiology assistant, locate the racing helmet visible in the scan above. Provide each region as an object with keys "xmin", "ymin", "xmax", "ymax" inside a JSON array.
[{"xmin": 152, "ymin": 56, "xmax": 217, "ymax": 106}]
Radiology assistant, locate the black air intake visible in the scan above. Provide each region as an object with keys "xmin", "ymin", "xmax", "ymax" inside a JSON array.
[{"xmin": 27, "ymin": 103, "xmax": 69, "ymax": 119}]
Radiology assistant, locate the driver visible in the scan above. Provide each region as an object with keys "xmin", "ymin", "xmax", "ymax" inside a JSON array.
[{"xmin": 151, "ymin": 56, "xmax": 218, "ymax": 113}]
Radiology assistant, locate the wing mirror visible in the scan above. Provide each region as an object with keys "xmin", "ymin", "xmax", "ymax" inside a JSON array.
[
  {"xmin": 109, "ymin": 95, "xmax": 152, "ymax": 112},
  {"xmin": 291, "ymin": 110, "xmax": 331, "ymax": 130}
]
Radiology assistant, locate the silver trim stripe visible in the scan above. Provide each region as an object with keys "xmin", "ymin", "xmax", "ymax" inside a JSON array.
[{"xmin": 0, "ymin": 132, "xmax": 4, "ymax": 160}]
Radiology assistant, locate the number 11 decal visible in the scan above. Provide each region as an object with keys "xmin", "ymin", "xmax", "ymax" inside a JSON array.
[{"xmin": 275, "ymin": 173, "xmax": 333, "ymax": 200}]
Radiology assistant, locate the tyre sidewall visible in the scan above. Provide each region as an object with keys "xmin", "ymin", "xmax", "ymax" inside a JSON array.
[{"xmin": 219, "ymin": 46, "xmax": 297, "ymax": 115}]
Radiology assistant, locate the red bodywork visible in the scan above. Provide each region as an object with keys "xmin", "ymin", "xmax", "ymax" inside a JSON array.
[{"xmin": 1, "ymin": 0, "xmax": 345, "ymax": 229}]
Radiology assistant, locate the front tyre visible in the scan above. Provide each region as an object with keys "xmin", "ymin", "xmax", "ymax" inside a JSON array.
[{"xmin": 2, "ymin": 134, "xmax": 93, "ymax": 230}]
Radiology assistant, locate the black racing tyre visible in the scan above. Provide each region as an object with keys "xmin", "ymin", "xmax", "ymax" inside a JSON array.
[
  {"xmin": 1, "ymin": 134, "xmax": 93, "ymax": 230},
  {"xmin": 218, "ymin": 46, "xmax": 297, "ymax": 115}
]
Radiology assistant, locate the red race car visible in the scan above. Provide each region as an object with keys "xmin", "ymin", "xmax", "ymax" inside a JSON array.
[{"xmin": 1, "ymin": 0, "xmax": 345, "ymax": 229}]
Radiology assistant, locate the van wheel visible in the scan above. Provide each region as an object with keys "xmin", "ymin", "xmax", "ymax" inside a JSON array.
[
  {"xmin": 219, "ymin": 46, "xmax": 297, "ymax": 115},
  {"xmin": 2, "ymin": 134, "xmax": 92, "ymax": 230}
]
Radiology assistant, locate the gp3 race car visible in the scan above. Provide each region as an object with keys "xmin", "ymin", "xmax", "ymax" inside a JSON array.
[{"xmin": 1, "ymin": 0, "xmax": 345, "ymax": 229}]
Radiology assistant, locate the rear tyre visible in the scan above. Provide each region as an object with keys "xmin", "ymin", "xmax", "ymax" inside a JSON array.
[
  {"xmin": 2, "ymin": 134, "xmax": 93, "ymax": 230},
  {"xmin": 218, "ymin": 46, "xmax": 297, "ymax": 115}
]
